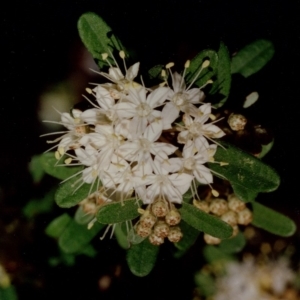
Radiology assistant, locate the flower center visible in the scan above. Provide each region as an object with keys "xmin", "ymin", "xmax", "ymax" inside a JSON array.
[
  {"xmin": 189, "ymin": 122, "xmax": 202, "ymax": 136},
  {"xmin": 184, "ymin": 157, "xmax": 195, "ymax": 171},
  {"xmin": 172, "ymin": 92, "xmax": 188, "ymax": 107},
  {"xmin": 136, "ymin": 103, "xmax": 152, "ymax": 117}
]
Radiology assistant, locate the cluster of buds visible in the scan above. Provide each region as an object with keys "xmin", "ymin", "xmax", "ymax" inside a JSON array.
[
  {"xmin": 194, "ymin": 194, "xmax": 253, "ymax": 244},
  {"xmin": 135, "ymin": 198, "xmax": 183, "ymax": 245}
]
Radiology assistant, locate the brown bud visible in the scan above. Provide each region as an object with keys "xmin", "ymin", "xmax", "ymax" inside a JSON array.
[
  {"xmin": 140, "ymin": 211, "xmax": 156, "ymax": 228},
  {"xmin": 153, "ymin": 221, "xmax": 170, "ymax": 238},
  {"xmin": 151, "ymin": 200, "xmax": 168, "ymax": 217},
  {"xmin": 209, "ymin": 199, "xmax": 228, "ymax": 216},
  {"xmin": 221, "ymin": 210, "xmax": 238, "ymax": 226},
  {"xmin": 203, "ymin": 233, "xmax": 221, "ymax": 245},
  {"xmin": 193, "ymin": 199, "xmax": 210, "ymax": 213},
  {"xmin": 136, "ymin": 224, "xmax": 152, "ymax": 237},
  {"xmin": 228, "ymin": 113, "xmax": 247, "ymax": 131},
  {"xmin": 228, "ymin": 194, "xmax": 246, "ymax": 212},
  {"xmin": 165, "ymin": 209, "xmax": 181, "ymax": 226},
  {"xmin": 167, "ymin": 226, "xmax": 183, "ymax": 243},
  {"xmin": 149, "ymin": 233, "xmax": 164, "ymax": 246},
  {"xmin": 237, "ymin": 208, "xmax": 253, "ymax": 225}
]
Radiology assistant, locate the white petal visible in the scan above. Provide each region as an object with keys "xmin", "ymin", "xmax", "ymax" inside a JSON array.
[{"xmin": 126, "ymin": 62, "xmax": 140, "ymax": 81}]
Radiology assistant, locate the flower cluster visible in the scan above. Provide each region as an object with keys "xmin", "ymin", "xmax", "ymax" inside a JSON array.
[{"xmin": 45, "ymin": 51, "xmax": 225, "ymax": 211}]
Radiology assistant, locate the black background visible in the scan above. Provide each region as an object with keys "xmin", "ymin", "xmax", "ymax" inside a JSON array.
[{"xmin": 2, "ymin": 1, "xmax": 300, "ymax": 299}]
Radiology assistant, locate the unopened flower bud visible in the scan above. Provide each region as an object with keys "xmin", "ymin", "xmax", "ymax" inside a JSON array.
[
  {"xmin": 168, "ymin": 226, "xmax": 183, "ymax": 243},
  {"xmin": 209, "ymin": 199, "xmax": 228, "ymax": 216},
  {"xmin": 165, "ymin": 209, "xmax": 181, "ymax": 226},
  {"xmin": 228, "ymin": 113, "xmax": 247, "ymax": 131},
  {"xmin": 228, "ymin": 194, "xmax": 246, "ymax": 212},
  {"xmin": 221, "ymin": 210, "xmax": 238, "ymax": 226},
  {"xmin": 140, "ymin": 211, "xmax": 156, "ymax": 228},
  {"xmin": 151, "ymin": 200, "xmax": 168, "ymax": 217},
  {"xmin": 136, "ymin": 224, "xmax": 152, "ymax": 237},
  {"xmin": 153, "ymin": 221, "xmax": 170, "ymax": 238},
  {"xmin": 204, "ymin": 233, "xmax": 221, "ymax": 245},
  {"xmin": 193, "ymin": 199, "xmax": 210, "ymax": 213},
  {"xmin": 237, "ymin": 208, "xmax": 253, "ymax": 225},
  {"xmin": 149, "ymin": 233, "xmax": 164, "ymax": 246},
  {"xmin": 231, "ymin": 224, "xmax": 239, "ymax": 237}
]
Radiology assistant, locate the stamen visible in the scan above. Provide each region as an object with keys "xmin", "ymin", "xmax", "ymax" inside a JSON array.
[
  {"xmin": 202, "ymin": 60, "xmax": 210, "ymax": 68},
  {"xmin": 101, "ymin": 53, "xmax": 108, "ymax": 60},
  {"xmin": 119, "ymin": 50, "xmax": 126, "ymax": 59},
  {"xmin": 212, "ymin": 189, "xmax": 219, "ymax": 197},
  {"xmin": 64, "ymin": 158, "xmax": 72, "ymax": 165}
]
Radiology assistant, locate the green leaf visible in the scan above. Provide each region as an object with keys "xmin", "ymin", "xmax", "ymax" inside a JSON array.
[
  {"xmin": 0, "ymin": 286, "xmax": 18, "ymax": 300},
  {"xmin": 127, "ymin": 225, "xmax": 146, "ymax": 245},
  {"xmin": 203, "ymin": 245, "xmax": 234, "ymax": 264},
  {"xmin": 185, "ymin": 49, "xmax": 218, "ymax": 88},
  {"xmin": 29, "ymin": 155, "xmax": 45, "ymax": 183},
  {"xmin": 258, "ymin": 140, "xmax": 274, "ymax": 159},
  {"xmin": 55, "ymin": 175, "xmax": 98, "ymax": 208},
  {"xmin": 80, "ymin": 244, "xmax": 97, "ymax": 258},
  {"xmin": 179, "ymin": 203, "xmax": 233, "ymax": 239},
  {"xmin": 217, "ymin": 231, "xmax": 246, "ymax": 253},
  {"xmin": 208, "ymin": 142, "xmax": 280, "ymax": 202},
  {"xmin": 174, "ymin": 220, "xmax": 199, "ymax": 258},
  {"xmin": 194, "ymin": 272, "xmax": 216, "ymax": 297},
  {"xmin": 148, "ymin": 65, "xmax": 164, "ymax": 79},
  {"xmin": 74, "ymin": 206, "xmax": 94, "ymax": 225},
  {"xmin": 58, "ymin": 220, "xmax": 104, "ymax": 254},
  {"xmin": 40, "ymin": 152, "xmax": 83, "ymax": 180},
  {"xmin": 78, "ymin": 12, "xmax": 126, "ymax": 68},
  {"xmin": 45, "ymin": 213, "xmax": 72, "ymax": 238},
  {"xmin": 96, "ymin": 199, "xmax": 142, "ymax": 224},
  {"xmin": 231, "ymin": 39, "xmax": 275, "ymax": 77},
  {"xmin": 23, "ymin": 189, "xmax": 55, "ymax": 218},
  {"xmin": 251, "ymin": 202, "xmax": 296, "ymax": 237},
  {"xmin": 126, "ymin": 239, "xmax": 159, "ymax": 276},
  {"xmin": 211, "ymin": 42, "xmax": 231, "ymax": 107}
]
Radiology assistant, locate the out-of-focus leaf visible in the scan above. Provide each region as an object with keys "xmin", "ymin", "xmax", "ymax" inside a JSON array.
[
  {"xmin": 114, "ymin": 223, "xmax": 129, "ymax": 249},
  {"xmin": 185, "ymin": 49, "xmax": 218, "ymax": 88},
  {"xmin": 23, "ymin": 189, "xmax": 55, "ymax": 218},
  {"xmin": 231, "ymin": 39, "xmax": 274, "ymax": 77},
  {"xmin": 58, "ymin": 220, "xmax": 104, "ymax": 254},
  {"xmin": 45, "ymin": 213, "xmax": 72, "ymax": 238},
  {"xmin": 208, "ymin": 142, "xmax": 280, "ymax": 202},
  {"xmin": 252, "ymin": 202, "xmax": 296, "ymax": 237},
  {"xmin": 174, "ymin": 220, "xmax": 199, "ymax": 258},
  {"xmin": 126, "ymin": 239, "xmax": 159, "ymax": 277},
  {"xmin": 29, "ymin": 155, "xmax": 45, "ymax": 183},
  {"xmin": 55, "ymin": 175, "xmax": 98, "ymax": 208},
  {"xmin": 194, "ymin": 272, "xmax": 216, "ymax": 297},
  {"xmin": 148, "ymin": 65, "xmax": 164, "ymax": 79},
  {"xmin": 179, "ymin": 203, "xmax": 233, "ymax": 239},
  {"xmin": 0, "ymin": 286, "xmax": 18, "ymax": 300},
  {"xmin": 40, "ymin": 152, "xmax": 83, "ymax": 180},
  {"xmin": 78, "ymin": 12, "xmax": 126, "ymax": 68},
  {"xmin": 203, "ymin": 245, "xmax": 234, "ymax": 264},
  {"xmin": 96, "ymin": 199, "xmax": 142, "ymax": 224},
  {"xmin": 211, "ymin": 42, "xmax": 231, "ymax": 107},
  {"xmin": 217, "ymin": 231, "xmax": 246, "ymax": 253}
]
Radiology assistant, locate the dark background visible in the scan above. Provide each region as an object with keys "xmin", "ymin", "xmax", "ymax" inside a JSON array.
[{"xmin": 2, "ymin": 0, "xmax": 299, "ymax": 299}]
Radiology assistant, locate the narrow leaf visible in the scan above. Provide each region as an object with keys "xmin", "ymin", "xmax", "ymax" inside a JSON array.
[
  {"xmin": 231, "ymin": 39, "xmax": 275, "ymax": 77},
  {"xmin": 211, "ymin": 42, "xmax": 231, "ymax": 107},
  {"xmin": 55, "ymin": 175, "xmax": 98, "ymax": 208},
  {"xmin": 174, "ymin": 220, "xmax": 199, "ymax": 258},
  {"xmin": 78, "ymin": 12, "xmax": 126, "ymax": 68},
  {"xmin": 40, "ymin": 152, "xmax": 83, "ymax": 180},
  {"xmin": 59, "ymin": 220, "xmax": 104, "ymax": 254},
  {"xmin": 208, "ymin": 142, "xmax": 280, "ymax": 202},
  {"xmin": 185, "ymin": 49, "xmax": 218, "ymax": 88},
  {"xmin": 126, "ymin": 239, "xmax": 159, "ymax": 277},
  {"xmin": 114, "ymin": 223, "xmax": 129, "ymax": 249},
  {"xmin": 96, "ymin": 199, "xmax": 142, "ymax": 224},
  {"xmin": 45, "ymin": 213, "xmax": 72, "ymax": 238},
  {"xmin": 258, "ymin": 140, "xmax": 274, "ymax": 159},
  {"xmin": 29, "ymin": 155, "xmax": 45, "ymax": 183},
  {"xmin": 194, "ymin": 272, "xmax": 216, "ymax": 297},
  {"xmin": 251, "ymin": 202, "xmax": 296, "ymax": 237},
  {"xmin": 179, "ymin": 203, "xmax": 233, "ymax": 239}
]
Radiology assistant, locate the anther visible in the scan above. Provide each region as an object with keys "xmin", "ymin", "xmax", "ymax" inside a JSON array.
[
  {"xmin": 212, "ymin": 189, "xmax": 219, "ymax": 197},
  {"xmin": 202, "ymin": 60, "xmax": 210, "ymax": 68},
  {"xmin": 55, "ymin": 151, "xmax": 60, "ymax": 160},
  {"xmin": 86, "ymin": 88, "xmax": 93, "ymax": 94},
  {"xmin": 184, "ymin": 60, "xmax": 190, "ymax": 68},
  {"xmin": 119, "ymin": 50, "xmax": 125, "ymax": 59},
  {"xmin": 64, "ymin": 158, "xmax": 72, "ymax": 165},
  {"xmin": 166, "ymin": 62, "xmax": 174, "ymax": 69},
  {"xmin": 101, "ymin": 53, "xmax": 108, "ymax": 60}
]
